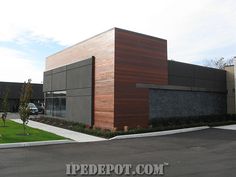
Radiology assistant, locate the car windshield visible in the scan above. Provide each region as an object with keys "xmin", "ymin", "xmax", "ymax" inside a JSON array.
[{"xmin": 28, "ymin": 103, "xmax": 37, "ymax": 109}]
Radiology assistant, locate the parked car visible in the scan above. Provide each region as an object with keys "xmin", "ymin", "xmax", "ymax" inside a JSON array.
[
  {"xmin": 27, "ymin": 103, "xmax": 39, "ymax": 115},
  {"xmin": 35, "ymin": 103, "xmax": 45, "ymax": 114}
]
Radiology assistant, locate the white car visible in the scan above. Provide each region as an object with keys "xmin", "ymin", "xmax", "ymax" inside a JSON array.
[{"xmin": 27, "ymin": 103, "xmax": 39, "ymax": 115}]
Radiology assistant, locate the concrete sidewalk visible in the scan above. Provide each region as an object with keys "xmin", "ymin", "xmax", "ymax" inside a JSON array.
[
  {"xmin": 214, "ymin": 124, "xmax": 236, "ymax": 130},
  {"xmin": 11, "ymin": 119, "xmax": 106, "ymax": 142}
]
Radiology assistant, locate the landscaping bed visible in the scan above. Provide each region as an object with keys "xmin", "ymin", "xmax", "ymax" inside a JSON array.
[
  {"xmin": 0, "ymin": 120, "xmax": 65, "ymax": 144},
  {"xmin": 30, "ymin": 114, "xmax": 236, "ymax": 139}
]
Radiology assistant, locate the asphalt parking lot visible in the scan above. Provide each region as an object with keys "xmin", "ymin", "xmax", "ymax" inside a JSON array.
[
  {"xmin": 0, "ymin": 128, "xmax": 235, "ymax": 177},
  {"xmin": 3, "ymin": 112, "xmax": 40, "ymax": 119}
]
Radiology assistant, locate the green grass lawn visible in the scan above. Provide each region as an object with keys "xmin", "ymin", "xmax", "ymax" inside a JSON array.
[{"xmin": 0, "ymin": 120, "xmax": 66, "ymax": 144}]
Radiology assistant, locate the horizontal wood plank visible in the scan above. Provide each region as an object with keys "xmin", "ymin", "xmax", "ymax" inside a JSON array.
[{"xmin": 114, "ymin": 28, "xmax": 168, "ymax": 129}]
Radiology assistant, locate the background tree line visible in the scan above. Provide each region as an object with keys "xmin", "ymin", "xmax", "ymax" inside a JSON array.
[{"xmin": 204, "ymin": 56, "xmax": 236, "ymax": 69}]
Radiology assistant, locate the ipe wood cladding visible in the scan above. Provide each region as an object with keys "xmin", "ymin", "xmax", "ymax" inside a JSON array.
[
  {"xmin": 114, "ymin": 28, "xmax": 168, "ymax": 129},
  {"xmin": 46, "ymin": 28, "xmax": 168, "ymax": 130},
  {"xmin": 46, "ymin": 29, "xmax": 115, "ymax": 129}
]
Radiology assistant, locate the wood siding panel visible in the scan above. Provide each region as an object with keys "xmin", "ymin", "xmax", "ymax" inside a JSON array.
[
  {"xmin": 114, "ymin": 28, "xmax": 168, "ymax": 129},
  {"xmin": 46, "ymin": 28, "xmax": 168, "ymax": 130},
  {"xmin": 46, "ymin": 29, "xmax": 115, "ymax": 129}
]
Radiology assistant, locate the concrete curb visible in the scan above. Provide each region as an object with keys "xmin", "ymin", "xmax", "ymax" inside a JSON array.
[
  {"xmin": 0, "ymin": 139, "xmax": 74, "ymax": 149},
  {"xmin": 110, "ymin": 126, "xmax": 209, "ymax": 140}
]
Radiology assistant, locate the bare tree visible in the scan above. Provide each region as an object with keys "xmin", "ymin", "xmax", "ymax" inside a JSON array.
[
  {"xmin": 19, "ymin": 79, "xmax": 32, "ymax": 135},
  {"xmin": 205, "ymin": 57, "xmax": 235, "ymax": 69}
]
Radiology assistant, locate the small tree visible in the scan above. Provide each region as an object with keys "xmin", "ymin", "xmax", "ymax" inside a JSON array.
[
  {"xmin": 19, "ymin": 79, "xmax": 32, "ymax": 135},
  {"xmin": 1, "ymin": 88, "xmax": 9, "ymax": 127}
]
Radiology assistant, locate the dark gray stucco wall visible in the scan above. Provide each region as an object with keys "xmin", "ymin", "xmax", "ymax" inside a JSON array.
[
  {"xmin": 168, "ymin": 61, "xmax": 226, "ymax": 92},
  {"xmin": 0, "ymin": 82, "xmax": 43, "ymax": 112},
  {"xmin": 149, "ymin": 89, "xmax": 227, "ymax": 119},
  {"xmin": 43, "ymin": 57, "xmax": 94, "ymax": 126}
]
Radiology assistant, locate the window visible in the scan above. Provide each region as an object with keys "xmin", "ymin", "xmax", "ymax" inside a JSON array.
[{"xmin": 45, "ymin": 91, "xmax": 66, "ymax": 118}]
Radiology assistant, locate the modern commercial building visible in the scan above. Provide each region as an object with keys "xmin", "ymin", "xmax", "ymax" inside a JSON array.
[
  {"xmin": 43, "ymin": 28, "xmax": 235, "ymax": 130},
  {"xmin": 0, "ymin": 82, "xmax": 43, "ymax": 112}
]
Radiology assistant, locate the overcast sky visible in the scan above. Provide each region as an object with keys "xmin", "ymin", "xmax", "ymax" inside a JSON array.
[{"xmin": 0, "ymin": 0, "xmax": 235, "ymax": 83}]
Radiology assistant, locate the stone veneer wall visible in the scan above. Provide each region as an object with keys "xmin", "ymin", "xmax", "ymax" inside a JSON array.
[{"xmin": 149, "ymin": 89, "xmax": 227, "ymax": 119}]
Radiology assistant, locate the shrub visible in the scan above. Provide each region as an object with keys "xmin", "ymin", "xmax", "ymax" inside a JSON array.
[{"xmin": 31, "ymin": 114, "xmax": 236, "ymax": 138}]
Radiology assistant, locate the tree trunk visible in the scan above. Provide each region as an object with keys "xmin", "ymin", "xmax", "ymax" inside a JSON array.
[{"xmin": 23, "ymin": 122, "xmax": 26, "ymax": 135}]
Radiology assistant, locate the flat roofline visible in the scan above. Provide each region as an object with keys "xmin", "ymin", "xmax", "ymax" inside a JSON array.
[
  {"xmin": 115, "ymin": 27, "xmax": 167, "ymax": 42},
  {"xmin": 168, "ymin": 59, "xmax": 226, "ymax": 71},
  {"xmin": 47, "ymin": 27, "xmax": 116, "ymax": 58},
  {"xmin": 224, "ymin": 65, "xmax": 234, "ymax": 67},
  {"xmin": 47, "ymin": 27, "xmax": 167, "ymax": 58},
  {"xmin": 0, "ymin": 81, "xmax": 42, "ymax": 85}
]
